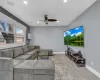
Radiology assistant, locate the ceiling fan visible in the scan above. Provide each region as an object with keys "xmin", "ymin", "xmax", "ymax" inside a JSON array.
[{"xmin": 38, "ymin": 15, "xmax": 58, "ymax": 25}]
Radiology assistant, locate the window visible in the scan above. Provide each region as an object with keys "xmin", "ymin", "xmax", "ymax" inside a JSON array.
[
  {"xmin": 0, "ymin": 20, "xmax": 9, "ymax": 32},
  {"xmin": 0, "ymin": 20, "xmax": 26, "ymax": 45},
  {"xmin": 15, "ymin": 27, "xmax": 24, "ymax": 43},
  {"xmin": 0, "ymin": 20, "xmax": 14, "ymax": 44},
  {"xmin": 0, "ymin": 31, "xmax": 5, "ymax": 44}
]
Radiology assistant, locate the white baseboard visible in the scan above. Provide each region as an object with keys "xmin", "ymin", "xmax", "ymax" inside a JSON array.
[
  {"xmin": 86, "ymin": 65, "xmax": 100, "ymax": 78},
  {"xmin": 53, "ymin": 52, "xmax": 65, "ymax": 54}
]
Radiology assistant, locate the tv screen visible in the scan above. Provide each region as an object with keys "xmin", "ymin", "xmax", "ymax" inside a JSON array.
[{"xmin": 64, "ymin": 26, "xmax": 84, "ymax": 47}]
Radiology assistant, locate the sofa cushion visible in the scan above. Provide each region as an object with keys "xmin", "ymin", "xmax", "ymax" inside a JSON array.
[
  {"xmin": 0, "ymin": 49, "xmax": 13, "ymax": 58},
  {"xmin": 26, "ymin": 52, "xmax": 37, "ymax": 60},
  {"xmin": 32, "ymin": 52, "xmax": 38, "ymax": 60},
  {"xmin": 13, "ymin": 47, "xmax": 23, "ymax": 58},
  {"xmin": 25, "ymin": 51, "xmax": 34, "ymax": 55},
  {"xmin": 22, "ymin": 46, "xmax": 29, "ymax": 53},
  {"xmin": 15, "ymin": 55, "xmax": 32, "ymax": 60},
  {"xmin": 27, "ymin": 45, "xmax": 34, "ymax": 51},
  {"xmin": 25, "ymin": 49, "xmax": 38, "ymax": 55}
]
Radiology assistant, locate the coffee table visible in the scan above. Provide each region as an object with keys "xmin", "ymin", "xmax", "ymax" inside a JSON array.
[{"xmin": 37, "ymin": 50, "xmax": 49, "ymax": 60}]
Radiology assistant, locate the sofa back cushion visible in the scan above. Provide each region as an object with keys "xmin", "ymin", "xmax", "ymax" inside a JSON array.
[
  {"xmin": 13, "ymin": 47, "xmax": 23, "ymax": 58},
  {"xmin": 27, "ymin": 45, "xmax": 34, "ymax": 51},
  {"xmin": 22, "ymin": 46, "xmax": 29, "ymax": 53},
  {"xmin": 0, "ymin": 49, "xmax": 13, "ymax": 58}
]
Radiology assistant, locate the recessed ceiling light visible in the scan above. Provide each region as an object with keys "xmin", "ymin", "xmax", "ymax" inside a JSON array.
[
  {"xmin": 64, "ymin": 0, "xmax": 67, "ymax": 3},
  {"xmin": 37, "ymin": 21, "xmax": 40, "ymax": 24},
  {"xmin": 23, "ymin": 0, "xmax": 28, "ymax": 4}
]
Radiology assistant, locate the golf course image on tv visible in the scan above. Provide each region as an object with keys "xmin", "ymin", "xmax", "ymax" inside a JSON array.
[{"xmin": 64, "ymin": 26, "xmax": 84, "ymax": 47}]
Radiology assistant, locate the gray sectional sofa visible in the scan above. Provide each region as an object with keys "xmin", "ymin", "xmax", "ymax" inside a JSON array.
[{"xmin": 0, "ymin": 45, "xmax": 55, "ymax": 80}]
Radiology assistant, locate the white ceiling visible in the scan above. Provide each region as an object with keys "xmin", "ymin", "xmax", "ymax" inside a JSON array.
[{"xmin": 0, "ymin": 0, "xmax": 96, "ymax": 27}]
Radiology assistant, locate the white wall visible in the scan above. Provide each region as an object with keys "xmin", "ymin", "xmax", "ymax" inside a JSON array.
[
  {"xmin": 68, "ymin": 0, "xmax": 100, "ymax": 73},
  {"xmin": 30, "ymin": 26, "xmax": 67, "ymax": 52}
]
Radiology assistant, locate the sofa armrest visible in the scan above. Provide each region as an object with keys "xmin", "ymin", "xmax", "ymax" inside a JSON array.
[
  {"xmin": 0, "ymin": 57, "xmax": 13, "ymax": 80},
  {"xmin": 0, "ymin": 57, "xmax": 13, "ymax": 71}
]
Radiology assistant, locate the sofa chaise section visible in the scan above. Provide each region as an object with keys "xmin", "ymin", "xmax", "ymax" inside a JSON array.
[{"xmin": 14, "ymin": 60, "xmax": 55, "ymax": 80}]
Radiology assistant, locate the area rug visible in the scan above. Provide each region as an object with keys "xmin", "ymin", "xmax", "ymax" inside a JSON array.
[
  {"xmin": 51, "ymin": 56, "xmax": 75, "ymax": 80},
  {"xmin": 50, "ymin": 55, "xmax": 89, "ymax": 80}
]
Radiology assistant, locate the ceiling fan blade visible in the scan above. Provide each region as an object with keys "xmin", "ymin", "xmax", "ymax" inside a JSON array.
[{"xmin": 48, "ymin": 19, "xmax": 57, "ymax": 22}]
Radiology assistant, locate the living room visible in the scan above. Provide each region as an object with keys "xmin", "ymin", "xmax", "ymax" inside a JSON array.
[
  {"xmin": 0, "ymin": 0, "xmax": 100, "ymax": 80},
  {"xmin": 30, "ymin": 0, "xmax": 100, "ymax": 76}
]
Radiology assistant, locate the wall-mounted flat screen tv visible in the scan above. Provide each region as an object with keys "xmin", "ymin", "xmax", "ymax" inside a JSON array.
[{"xmin": 64, "ymin": 26, "xmax": 84, "ymax": 47}]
